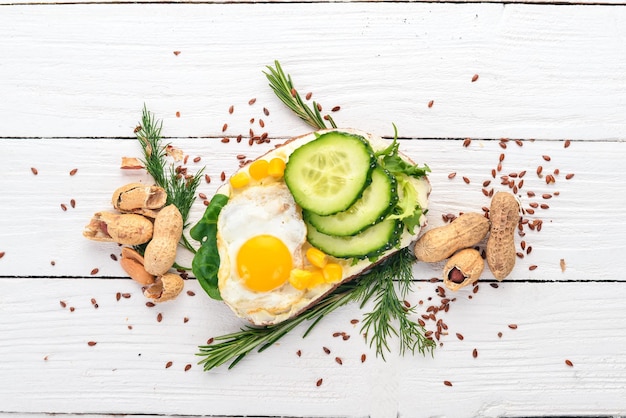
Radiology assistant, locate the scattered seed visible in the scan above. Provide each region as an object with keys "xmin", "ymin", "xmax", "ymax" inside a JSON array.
[
  {"xmin": 497, "ymin": 332, "xmax": 503, "ymax": 338},
  {"xmin": 116, "ymin": 292, "xmax": 121, "ymax": 301},
  {"xmin": 527, "ymin": 191, "xmax": 536, "ymax": 197},
  {"xmin": 316, "ymin": 378, "xmax": 323, "ymax": 387},
  {"xmin": 540, "ymin": 203, "xmax": 549, "ymax": 209},
  {"xmin": 193, "ymin": 156, "xmax": 201, "ymax": 163},
  {"xmin": 70, "ymin": 199, "xmax": 76, "ymax": 208},
  {"xmin": 248, "ymin": 98, "xmax": 256, "ymax": 105},
  {"xmin": 69, "ymin": 168, "xmax": 78, "ymax": 176},
  {"xmin": 463, "ymin": 138, "xmax": 471, "ymax": 147},
  {"xmin": 31, "ymin": 167, "xmax": 38, "ymax": 175},
  {"xmin": 220, "ymin": 137, "xmax": 230, "ymax": 143},
  {"xmin": 350, "ymin": 319, "xmax": 359, "ymax": 325},
  {"xmin": 206, "ymin": 338, "xmax": 214, "ymax": 345},
  {"xmin": 60, "ymin": 300, "xmax": 67, "ymax": 308},
  {"xmin": 187, "ymin": 290, "xmax": 196, "ymax": 296},
  {"xmin": 90, "ymin": 268, "xmax": 99, "ymax": 275},
  {"xmin": 0, "ymin": 251, "xmax": 5, "ymax": 259},
  {"xmin": 173, "ymin": 51, "xmax": 181, "ymax": 56},
  {"xmin": 335, "ymin": 357, "xmax": 343, "ymax": 365},
  {"xmin": 87, "ymin": 341, "xmax": 97, "ymax": 346},
  {"xmin": 60, "ymin": 203, "xmax": 68, "ymax": 211},
  {"xmin": 157, "ymin": 313, "xmax": 163, "ymax": 322},
  {"xmin": 220, "ymin": 171, "xmax": 226, "ymax": 181},
  {"xmin": 565, "ymin": 173, "xmax": 575, "ymax": 180},
  {"xmin": 565, "ymin": 359, "xmax": 574, "ymax": 367},
  {"xmin": 165, "ymin": 361, "xmax": 173, "ymax": 369},
  {"xmin": 473, "ymin": 348, "xmax": 478, "ymax": 358},
  {"xmin": 121, "ymin": 293, "xmax": 131, "ymax": 299},
  {"xmin": 463, "ymin": 176, "xmax": 470, "ymax": 184},
  {"xmin": 183, "ymin": 317, "xmax": 189, "ymax": 323},
  {"xmin": 564, "ymin": 140, "xmax": 571, "ymax": 148},
  {"xmin": 323, "ymin": 347, "xmax": 331, "ymax": 355},
  {"xmin": 471, "ymin": 74, "xmax": 479, "ymax": 82},
  {"xmin": 456, "ymin": 333, "xmax": 464, "ymax": 340},
  {"xmin": 428, "ymin": 100, "xmax": 434, "ymax": 108},
  {"xmin": 490, "ymin": 283, "xmax": 499, "ymax": 288},
  {"xmin": 560, "ymin": 258, "xmax": 567, "ymax": 272},
  {"xmin": 444, "ymin": 380, "xmax": 453, "ymax": 386},
  {"xmin": 204, "ymin": 174, "xmax": 211, "ymax": 183},
  {"xmin": 508, "ymin": 324, "xmax": 518, "ymax": 329},
  {"xmin": 361, "ymin": 354, "xmax": 367, "ymax": 363},
  {"xmin": 542, "ymin": 155, "xmax": 551, "ymax": 161},
  {"xmin": 536, "ymin": 166, "xmax": 543, "ymax": 176},
  {"xmin": 184, "ymin": 364, "xmax": 192, "ymax": 371},
  {"xmin": 296, "ymin": 350, "xmax": 302, "ymax": 357},
  {"xmin": 69, "ymin": 307, "xmax": 75, "ymax": 312},
  {"xmin": 331, "ymin": 106, "xmax": 341, "ymax": 112},
  {"xmin": 545, "ymin": 174, "xmax": 556, "ymax": 184},
  {"xmin": 499, "ymin": 142, "xmax": 507, "ymax": 149},
  {"xmin": 515, "ymin": 139, "xmax": 523, "ymax": 147},
  {"xmin": 305, "ymin": 92, "xmax": 313, "ymax": 100},
  {"xmin": 529, "ymin": 265, "xmax": 537, "ymax": 271},
  {"xmin": 542, "ymin": 193, "xmax": 552, "ymax": 199},
  {"xmin": 448, "ymin": 172, "xmax": 457, "ymax": 179}
]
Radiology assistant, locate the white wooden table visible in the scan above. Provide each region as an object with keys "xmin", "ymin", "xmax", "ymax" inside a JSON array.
[{"xmin": 1, "ymin": 0, "xmax": 625, "ymax": 416}]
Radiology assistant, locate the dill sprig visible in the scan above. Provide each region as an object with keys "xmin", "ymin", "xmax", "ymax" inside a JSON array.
[
  {"xmin": 359, "ymin": 247, "xmax": 435, "ymax": 359},
  {"xmin": 264, "ymin": 60, "xmax": 337, "ymax": 130},
  {"xmin": 135, "ymin": 105, "xmax": 204, "ymax": 253},
  {"xmin": 196, "ymin": 248, "xmax": 433, "ymax": 371}
]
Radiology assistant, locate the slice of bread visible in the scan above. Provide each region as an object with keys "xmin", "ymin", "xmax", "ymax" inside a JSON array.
[{"xmin": 212, "ymin": 128, "xmax": 431, "ymax": 326}]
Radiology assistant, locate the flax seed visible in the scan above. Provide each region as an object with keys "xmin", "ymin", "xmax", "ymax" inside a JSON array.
[
  {"xmin": 305, "ymin": 92, "xmax": 313, "ymax": 100},
  {"xmin": 165, "ymin": 361, "xmax": 173, "ymax": 369},
  {"xmin": 316, "ymin": 378, "xmax": 323, "ymax": 387},
  {"xmin": 220, "ymin": 137, "xmax": 230, "ymax": 143},
  {"xmin": 564, "ymin": 140, "xmax": 571, "ymax": 148},
  {"xmin": 204, "ymin": 174, "xmax": 211, "ymax": 184},
  {"xmin": 69, "ymin": 168, "xmax": 78, "ymax": 176},
  {"xmin": 31, "ymin": 167, "xmax": 38, "ymax": 175},
  {"xmin": 448, "ymin": 172, "xmax": 457, "ymax": 179},
  {"xmin": 497, "ymin": 332, "xmax": 503, "ymax": 338},
  {"xmin": 490, "ymin": 283, "xmax": 499, "ymax": 288},
  {"xmin": 361, "ymin": 354, "xmax": 367, "ymax": 363},
  {"xmin": 116, "ymin": 292, "xmax": 121, "ymax": 301},
  {"xmin": 350, "ymin": 319, "xmax": 359, "ymax": 325},
  {"xmin": 220, "ymin": 171, "xmax": 226, "ymax": 181},
  {"xmin": 545, "ymin": 174, "xmax": 555, "ymax": 184},
  {"xmin": 497, "ymin": 162, "xmax": 502, "ymax": 172},
  {"xmin": 473, "ymin": 348, "xmax": 478, "ymax": 358},
  {"xmin": 206, "ymin": 338, "xmax": 214, "ymax": 345},
  {"xmin": 565, "ymin": 173, "xmax": 574, "ymax": 180},
  {"xmin": 332, "ymin": 106, "xmax": 341, "ymax": 112},
  {"xmin": 529, "ymin": 202, "xmax": 538, "ymax": 209},
  {"xmin": 90, "ymin": 268, "xmax": 99, "ymax": 275},
  {"xmin": 483, "ymin": 180, "xmax": 491, "ymax": 187},
  {"xmin": 542, "ymin": 193, "xmax": 552, "ymax": 199},
  {"xmin": 463, "ymin": 138, "xmax": 471, "ymax": 147},
  {"xmin": 296, "ymin": 350, "xmax": 302, "ymax": 357},
  {"xmin": 187, "ymin": 290, "xmax": 196, "ymax": 296},
  {"xmin": 222, "ymin": 123, "xmax": 228, "ymax": 132},
  {"xmin": 335, "ymin": 357, "xmax": 343, "ymax": 365},
  {"xmin": 184, "ymin": 364, "xmax": 192, "ymax": 371},
  {"xmin": 536, "ymin": 166, "xmax": 543, "ymax": 176},
  {"xmin": 121, "ymin": 293, "xmax": 131, "ymax": 299},
  {"xmin": 540, "ymin": 203, "xmax": 549, "ymax": 209},
  {"xmin": 542, "ymin": 155, "xmax": 551, "ymax": 161},
  {"xmin": 248, "ymin": 98, "xmax": 257, "ymax": 105},
  {"xmin": 471, "ymin": 74, "xmax": 479, "ymax": 82},
  {"xmin": 323, "ymin": 347, "xmax": 331, "ymax": 354},
  {"xmin": 456, "ymin": 333, "xmax": 464, "ymax": 340},
  {"xmin": 527, "ymin": 191, "xmax": 536, "ymax": 197},
  {"xmin": 521, "ymin": 240, "xmax": 526, "ymax": 250},
  {"xmin": 515, "ymin": 139, "xmax": 523, "ymax": 146},
  {"xmin": 526, "ymin": 208, "xmax": 535, "ymax": 215},
  {"xmin": 428, "ymin": 100, "xmax": 434, "ymax": 108},
  {"xmin": 443, "ymin": 380, "xmax": 453, "ymax": 386},
  {"xmin": 565, "ymin": 359, "xmax": 573, "ymax": 367},
  {"xmin": 87, "ymin": 341, "xmax": 97, "ymax": 346},
  {"xmin": 157, "ymin": 313, "xmax": 163, "ymax": 322},
  {"xmin": 183, "ymin": 317, "xmax": 189, "ymax": 323},
  {"xmin": 69, "ymin": 306, "xmax": 75, "ymax": 312},
  {"xmin": 508, "ymin": 324, "xmax": 518, "ymax": 329},
  {"xmin": 60, "ymin": 203, "xmax": 67, "ymax": 211},
  {"xmin": 228, "ymin": 105, "xmax": 234, "ymax": 114},
  {"xmin": 499, "ymin": 142, "xmax": 507, "ymax": 149},
  {"xmin": 463, "ymin": 176, "xmax": 470, "ymax": 184},
  {"xmin": 526, "ymin": 246, "xmax": 533, "ymax": 255}
]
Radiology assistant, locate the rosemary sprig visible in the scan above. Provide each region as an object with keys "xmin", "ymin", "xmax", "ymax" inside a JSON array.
[
  {"xmin": 196, "ymin": 248, "xmax": 433, "ymax": 371},
  {"xmin": 264, "ymin": 60, "xmax": 337, "ymax": 130},
  {"xmin": 135, "ymin": 105, "xmax": 204, "ymax": 254}
]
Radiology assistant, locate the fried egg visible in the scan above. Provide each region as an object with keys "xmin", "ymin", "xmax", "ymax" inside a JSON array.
[{"xmin": 217, "ymin": 182, "xmax": 334, "ymax": 325}]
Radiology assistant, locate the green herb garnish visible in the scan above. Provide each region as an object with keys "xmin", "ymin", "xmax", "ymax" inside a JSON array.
[
  {"xmin": 197, "ymin": 248, "xmax": 435, "ymax": 371},
  {"xmin": 135, "ymin": 105, "xmax": 204, "ymax": 254},
  {"xmin": 264, "ymin": 60, "xmax": 337, "ymax": 130}
]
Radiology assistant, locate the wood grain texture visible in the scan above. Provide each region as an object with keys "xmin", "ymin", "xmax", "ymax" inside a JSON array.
[
  {"xmin": 1, "ymin": 2, "xmax": 625, "ymax": 140},
  {"xmin": 1, "ymin": 137, "xmax": 623, "ymax": 281},
  {"xmin": 1, "ymin": 277, "xmax": 625, "ymax": 417}
]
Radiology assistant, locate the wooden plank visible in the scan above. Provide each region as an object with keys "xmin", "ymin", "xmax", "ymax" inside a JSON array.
[
  {"xmin": 1, "ymin": 137, "xmax": 623, "ymax": 281},
  {"xmin": 0, "ymin": 277, "xmax": 624, "ymax": 416},
  {"xmin": 0, "ymin": 3, "xmax": 625, "ymax": 139}
]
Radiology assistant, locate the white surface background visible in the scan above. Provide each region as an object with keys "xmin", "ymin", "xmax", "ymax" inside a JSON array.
[{"xmin": 1, "ymin": 0, "xmax": 625, "ymax": 417}]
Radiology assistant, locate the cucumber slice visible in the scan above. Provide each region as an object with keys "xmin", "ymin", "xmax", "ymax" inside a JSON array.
[
  {"xmin": 284, "ymin": 131, "xmax": 375, "ymax": 215},
  {"xmin": 304, "ymin": 166, "xmax": 398, "ymax": 236},
  {"xmin": 306, "ymin": 218, "xmax": 403, "ymax": 259}
]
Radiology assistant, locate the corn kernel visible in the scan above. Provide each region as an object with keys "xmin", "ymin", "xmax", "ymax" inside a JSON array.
[
  {"xmin": 249, "ymin": 159, "xmax": 269, "ymax": 180},
  {"xmin": 268, "ymin": 158, "xmax": 286, "ymax": 178},
  {"xmin": 322, "ymin": 263, "xmax": 343, "ymax": 283},
  {"xmin": 308, "ymin": 270, "xmax": 325, "ymax": 288},
  {"xmin": 289, "ymin": 269, "xmax": 313, "ymax": 290},
  {"xmin": 306, "ymin": 247, "xmax": 327, "ymax": 268},
  {"xmin": 229, "ymin": 171, "xmax": 250, "ymax": 188}
]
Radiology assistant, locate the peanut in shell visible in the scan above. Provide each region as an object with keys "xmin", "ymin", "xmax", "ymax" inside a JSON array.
[{"xmin": 83, "ymin": 212, "xmax": 153, "ymax": 246}]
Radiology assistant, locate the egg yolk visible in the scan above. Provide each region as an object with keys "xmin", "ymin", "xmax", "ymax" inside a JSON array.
[{"xmin": 236, "ymin": 235, "xmax": 293, "ymax": 292}]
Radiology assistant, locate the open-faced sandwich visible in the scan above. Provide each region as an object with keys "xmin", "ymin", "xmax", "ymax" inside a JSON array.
[{"xmin": 191, "ymin": 128, "xmax": 431, "ymax": 326}]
